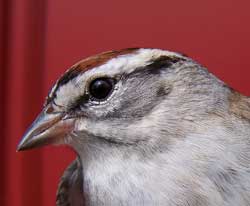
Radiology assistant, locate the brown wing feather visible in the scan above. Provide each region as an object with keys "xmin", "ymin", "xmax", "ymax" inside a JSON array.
[
  {"xmin": 56, "ymin": 158, "xmax": 84, "ymax": 206},
  {"xmin": 229, "ymin": 91, "xmax": 250, "ymax": 121}
]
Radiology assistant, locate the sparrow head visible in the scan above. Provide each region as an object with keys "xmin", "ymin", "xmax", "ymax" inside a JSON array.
[{"xmin": 17, "ymin": 48, "xmax": 228, "ymax": 155}]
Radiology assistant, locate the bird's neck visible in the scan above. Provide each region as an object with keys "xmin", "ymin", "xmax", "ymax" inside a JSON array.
[
  {"xmin": 79, "ymin": 144, "xmax": 166, "ymax": 205},
  {"xmin": 77, "ymin": 119, "xmax": 250, "ymax": 206}
]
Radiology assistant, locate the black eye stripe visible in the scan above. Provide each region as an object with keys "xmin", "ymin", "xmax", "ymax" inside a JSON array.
[
  {"xmin": 72, "ymin": 94, "xmax": 90, "ymax": 110},
  {"xmin": 127, "ymin": 55, "xmax": 186, "ymax": 76}
]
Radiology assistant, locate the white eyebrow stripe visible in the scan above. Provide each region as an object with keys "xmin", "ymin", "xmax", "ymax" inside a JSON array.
[
  {"xmin": 75, "ymin": 48, "xmax": 185, "ymax": 80},
  {"xmin": 93, "ymin": 48, "xmax": 184, "ymax": 75}
]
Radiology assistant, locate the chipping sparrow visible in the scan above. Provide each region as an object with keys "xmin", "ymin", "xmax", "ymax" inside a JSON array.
[{"xmin": 18, "ymin": 48, "xmax": 250, "ymax": 206}]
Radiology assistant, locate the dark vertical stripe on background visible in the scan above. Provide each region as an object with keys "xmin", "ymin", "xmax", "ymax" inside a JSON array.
[
  {"xmin": 0, "ymin": 0, "xmax": 12, "ymax": 205},
  {"xmin": 20, "ymin": 0, "xmax": 48, "ymax": 206}
]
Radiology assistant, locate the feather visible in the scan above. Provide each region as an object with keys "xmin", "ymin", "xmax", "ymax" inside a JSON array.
[{"xmin": 56, "ymin": 158, "xmax": 84, "ymax": 206}]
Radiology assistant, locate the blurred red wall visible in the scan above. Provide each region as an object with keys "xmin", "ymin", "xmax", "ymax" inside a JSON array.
[{"xmin": 1, "ymin": 0, "xmax": 250, "ymax": 205}]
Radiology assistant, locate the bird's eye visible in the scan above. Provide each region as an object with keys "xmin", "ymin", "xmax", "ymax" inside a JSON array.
[{"xmin": 89, "ymin": 78, "xmax": 115, "ymax": 100}]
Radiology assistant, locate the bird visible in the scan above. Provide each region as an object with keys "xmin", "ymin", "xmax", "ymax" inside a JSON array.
[{"xmin": 17, "ymin": 48, "xmax": 250, "ymax": 206}]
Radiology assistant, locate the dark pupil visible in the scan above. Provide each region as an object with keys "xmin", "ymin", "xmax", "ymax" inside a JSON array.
[{"xmin": 89, "ymin": 78, "xmax": 113, "ymax": 100}]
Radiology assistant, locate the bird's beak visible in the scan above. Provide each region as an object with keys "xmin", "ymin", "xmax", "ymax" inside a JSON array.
[{"xmin": 17, "ymin": 105, "xmax": 75, "ymax": 151}]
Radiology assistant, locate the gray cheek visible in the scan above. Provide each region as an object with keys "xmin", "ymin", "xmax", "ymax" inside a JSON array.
[
  {"xmin": 77, "ymin": 74, "xmax": 170, "ymax": 122},
  {"xmin": 102, "ymin": 75, "xmax": 171, "ymax": 121},
  {"xmin": 71, "ymin": 80, "xmax": 173, "ymax": 147}
]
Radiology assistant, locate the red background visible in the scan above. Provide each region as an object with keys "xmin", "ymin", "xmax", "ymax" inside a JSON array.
[{"xmin": 1, "ymin": 0, "xmax": 250, "ymax": 205}]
